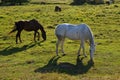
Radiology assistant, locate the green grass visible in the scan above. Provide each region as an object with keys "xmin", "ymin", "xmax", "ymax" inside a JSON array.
[{"xmin": 0, "ymin": 2, "xmax": 120, "ymax": 80}]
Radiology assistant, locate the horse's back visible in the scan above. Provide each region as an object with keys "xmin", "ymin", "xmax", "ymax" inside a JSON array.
[
  {"xmin": 55, "ymin": 23, "xmax": 81, "ymax": 40},
  {"xmin": 24, "ymin": 19, "xmax": 40, "ymax": 31},
  {"xmin": 55, "ymin": 23, "xmax": 93, "ymax": 40}
]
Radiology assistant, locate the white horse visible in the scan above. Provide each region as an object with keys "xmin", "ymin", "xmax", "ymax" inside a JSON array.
[{"xmin": 55, "ymin": 23, "xmax": 95, "ymax": 63}]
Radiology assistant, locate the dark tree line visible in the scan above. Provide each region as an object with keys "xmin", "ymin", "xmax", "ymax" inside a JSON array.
[
  {"xmin": 71, "ymin": 0, "xmax": 98, "ymax": 5},
  {"xmin": 71, "ymin": 0, "xmax": 89, "ymax": 5},
  {"xmin": 71, "ymin": 0, "xmax": 115, "ymax": 5},
  {"xmin": 0, "ymin": 0, "xmax": 30, "ymax": 5},
  {"xmin": 72, "ymin": 0, "xmax": 86, "ymax": 5}
]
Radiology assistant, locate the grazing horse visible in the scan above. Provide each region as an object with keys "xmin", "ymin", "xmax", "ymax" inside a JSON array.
[
  {"xmin": 9, "ymin": 19, "xmax": 46, "ymax": 44},
  {"xmin": 55, "ymin": 23, "xmax": 95, "ymax": 63}
]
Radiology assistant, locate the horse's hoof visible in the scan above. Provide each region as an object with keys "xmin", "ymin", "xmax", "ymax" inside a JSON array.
[
  {"xmin": 88, "ymin": 59, "xmax": 94, "ymax": 66},
  {"xmin": 56, "ymin": 54, "xmax": 59, "ymax": 56},
  {"xmin": 62, "ymin": 54, "xmax": 66, "ymax": 56},
  {"xmin": 41, "ymin": 40, "xmax": 45, "ymax": 42},
  {"xmin": 84, "ymin": 55, "xmax": 87, "ymax": 57}
]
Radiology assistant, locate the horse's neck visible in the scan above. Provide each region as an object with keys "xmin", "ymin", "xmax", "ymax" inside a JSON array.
[
  {"xmin": 39, "ymin": 25, "xmax": 45, "ymax": 33},
  {"xmin": 89, "ymin": 35, "xmax": 95, "ymax": 46}
]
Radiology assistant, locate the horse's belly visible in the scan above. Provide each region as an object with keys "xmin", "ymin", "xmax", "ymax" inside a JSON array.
[
  {"xmin": 67, "ymin": 36, "xmax": 79, "ymax": 40},
  {"xmin": 66, "ymin": 32, "xmax": 80, "ymax": 40},
  {"xmin": 24, "ymin": 28, "xmax": 37, "ymax": 31}
]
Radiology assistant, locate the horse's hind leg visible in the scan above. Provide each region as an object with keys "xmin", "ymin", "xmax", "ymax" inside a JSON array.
[
  {"xmin": 16, "ymin": 31, "xmax": 22, "ymax": 44},
  {"xmin": 61, "ymin": 39, "xmax": 65, "ymax": 55},
  {"xmin": 56, "ymin": 39, "xmax": 61, "ymax": 56},
  {"xmin": 16, "ymin": 32, "xmax": 19, "ymax": 44},
  {"xmin": 56, "ymin": 35, "xmax": 65, "ymax": 56},
  {"xmin": 19, "ymin": 31, "xmax": 22, "ymax": 43}
]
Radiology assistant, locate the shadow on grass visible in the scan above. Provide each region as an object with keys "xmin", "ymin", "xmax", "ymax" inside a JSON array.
[
  {"xmin": 34, "ymin": 56, "xmax": 93, "ymax": 75},
  {"xmin": 0, "ymin": 41, "xmax": 43, "ymax": 56}
]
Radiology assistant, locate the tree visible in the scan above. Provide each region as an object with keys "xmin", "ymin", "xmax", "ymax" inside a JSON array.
[
  {"xmin": 1, "ymin": 0, "xmax": 30, "ymax": 5},
  {"xmin": 71, "ymin": 0, "xmax": 86, "ymax": 5}
]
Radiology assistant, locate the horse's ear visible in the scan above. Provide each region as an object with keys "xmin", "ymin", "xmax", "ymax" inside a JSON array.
[{"xmin": 15, "ymin": 22, "xmax": 17, "ymax": 25}]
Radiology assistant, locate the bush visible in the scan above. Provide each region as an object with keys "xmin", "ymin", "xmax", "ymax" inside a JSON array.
[
  {"xmin": 71, "ymin": 0, "xmax": 86, "ymax": 5},
  {"xmin": 1, "ymin": 0, "xmax": 30, "ymax": 5}
]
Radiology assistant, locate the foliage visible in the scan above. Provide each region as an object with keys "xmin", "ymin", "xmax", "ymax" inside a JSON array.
[
  {"xmin": 71, "ymin": 0, "xmax": 86, "ymax": 5},
  {"xmin": 0, "ymin": 0, "xmax": 30, "ymax": 5}
]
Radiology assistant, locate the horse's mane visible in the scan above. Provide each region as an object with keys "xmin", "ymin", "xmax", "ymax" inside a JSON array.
[{"xmin": 87, "ymin": 26, "xmax": 95, "ymax": 45}]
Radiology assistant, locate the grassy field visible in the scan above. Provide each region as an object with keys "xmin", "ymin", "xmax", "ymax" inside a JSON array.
[{"xmin": 0, "ymin": 1, "xmax": 120, "ymax": 80}]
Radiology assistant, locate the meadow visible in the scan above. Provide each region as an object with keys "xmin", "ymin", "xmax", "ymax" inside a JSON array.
[{"xmin": 0, "ymin": 0, "xmax": 120, "ymax": 80}]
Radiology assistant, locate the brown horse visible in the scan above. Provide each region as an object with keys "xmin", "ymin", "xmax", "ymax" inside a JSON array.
[{"xmin": 9, "ymin": 19, "xmax": 46, "ymax": 44}]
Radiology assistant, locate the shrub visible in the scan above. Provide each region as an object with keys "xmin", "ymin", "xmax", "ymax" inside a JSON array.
[
  {"xmin": 71, "ymin": 0, "xmax": 86, "ymax": 5},
  {"xmin": 1, "ymin": 0, "xmax": 30, "ymax": 5}
]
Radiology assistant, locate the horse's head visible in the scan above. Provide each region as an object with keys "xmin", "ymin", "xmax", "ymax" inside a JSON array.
[
  {"xmin": 90, "ymin": 44, "xmax": 95, "ymax": 55},
  {"xmin": 42, "ymin": 31, "xmax": 46, "ymax": 41},
  {"xmin": 37, "ymin": 22, "xmax": 47, "ymax": 41}
]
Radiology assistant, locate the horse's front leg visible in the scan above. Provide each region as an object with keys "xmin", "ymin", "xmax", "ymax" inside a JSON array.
[
  {"xmin": 34, "ymin": 31, "xmax": 37, "ymax": 42},
  {"xmin": 81, "ymin": 41, "xmax": 87, "ymax": 57},
  {"xmin": 89, "ymin": 45, "xmax": 95, "ymax": 64},
  {"xmin": 77, "ymin": 42, "xmax": 82, "ymax": 56},
  {"xmin": 78, "ymin": 40, "xmax": 87, "ymax": 57},
  {"xmin": 37, "ymin": 31, "xmax": 40, "ymax": 41}
]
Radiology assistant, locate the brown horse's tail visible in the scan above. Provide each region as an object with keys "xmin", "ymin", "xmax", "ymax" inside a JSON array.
[{"xmin": 9, "ymin": 27, "xmax": 17, "ymax": 34}]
